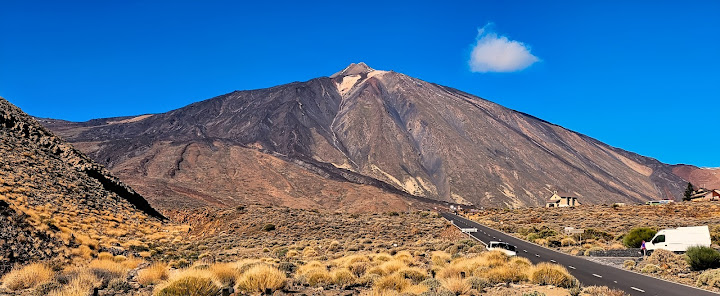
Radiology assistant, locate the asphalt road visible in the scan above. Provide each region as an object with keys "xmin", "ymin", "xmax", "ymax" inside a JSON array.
[{"xmin": 441, "ymin": 212, "xmax": 718, "ymax": 296}]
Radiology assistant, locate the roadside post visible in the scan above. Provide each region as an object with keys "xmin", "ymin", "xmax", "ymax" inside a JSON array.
[{"xmin": 564, "ymin": 227, "xmax": 585, "ymax": 245}]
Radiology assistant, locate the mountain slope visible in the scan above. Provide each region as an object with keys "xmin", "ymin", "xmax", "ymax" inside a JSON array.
[
  {"xmin": 672, "ymin": 165, "xmax": 720, "ymax": 189},
  {"xmin": 43, "ymin": 64, "xmax": 687, "ymax": 208},
  {"xmin": 0, "ymin": 97, "xmax": 170, "ymax": 273}
]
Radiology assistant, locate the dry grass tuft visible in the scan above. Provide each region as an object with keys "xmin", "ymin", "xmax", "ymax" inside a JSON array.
[
  {"xmin": 483, "ymin": 264, "xmax": 528, "ymax": 283},
  {"xmin": 138, "ymin": 262, "xmax": 169, "ymax": 286},
  {"xmin": 374, "ymin": 273, "xmax": 410, "ymax": 293},
  {"xmin": 303, "ymin": 268, "xmax": 332, "ymax": 287},
  {"xmin": 155, "ymin": 276, "xmax": 219, "ymax": 296},
  {"xmin": 88, "ymin": 259, "xmax": 129, "ymax": 279},
  {"xmin": 1, "ymin": 263, "xmax": 54, "ymax": 290},
  {"xmin": 397, "ymin": 267, "xmax": 428, "ymax": 283},
  {"xmin": 431, "ymin": 251, "xmax": 451, "ymax": 267},
  {"xmin": 440, "ymin": 276, "xmax": 471, "ymax": 295},
  {"xmin": 49, "ymin": 270, "xmax": 100, "ymax": 296},
  {"xmin": 379, "ymin": 259, "xmax": 407, "ymax": 275},
  {"xmin": 209, "ymin": 262, "xmax": 240, "ymax": 287},
  {"xmin": 97, "ymin": 252, "xmax": 114, "ymax": 260},
  {"xmin": 529, "ymin": 262, "xmax": 577, "ymax": 288},
  {"xmin": 697, "ymin": 269, "xmax": 720, "ymax": 288},
  {"xmin": 235, "ymin": 265, "xmax": 286, "ymax": 293},
  {"xmin": 401, "ymin": 284, "xmax": 429, "ymax": 294},
  {"xmin": 331, "ymin": 268, "xmax": 357, "ymax": 288}
]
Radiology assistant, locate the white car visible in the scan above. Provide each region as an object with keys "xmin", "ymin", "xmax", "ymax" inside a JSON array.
[{"xmin": 487, "ymin": 241, "xmax": 517, "ymax": 256}]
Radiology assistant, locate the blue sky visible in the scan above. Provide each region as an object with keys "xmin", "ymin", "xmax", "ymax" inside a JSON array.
[{"xmin": 1, "ymin": 1, "xmax": 718, "ymax": 166}]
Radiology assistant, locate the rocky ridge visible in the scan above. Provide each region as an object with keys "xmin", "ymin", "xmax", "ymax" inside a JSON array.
[{"xmin": 0, "ymin": 97, "xmax": 170, "ymax": 274}]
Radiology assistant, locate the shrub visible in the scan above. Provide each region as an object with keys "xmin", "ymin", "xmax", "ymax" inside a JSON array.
[
  {"xmin": 1, "ymin": 263, "xmax": 54, "ymax": 290},
  {"xmin": 623, "ymin": 260, "xmax": 636, "ymax": 269},
  {"xmin": 263, "ymin": 224, "xmax": 276, "ymax": 231},
  {"xmin": 331, "ymin": 268, "xmax": 356, "ymax": 288},
  {"xmin": 622, "ymin": 228, "xmax": 656, "ymax": 248},
  {"xmin": 397, "ymin": 267, "xmax": 428, "ymax": 283},
  {"xmin": 584, "ymin": 228, "xmax": 615, "ymax": 242},
  {"xmin": 156, "ymin": 276, "xmax": 220, "ymax": 296},
  {"xmin": 439, "ymin": 277, "xmax": 470, "ymax": 295},
  {"xmin": 547, "ymin": 237, "xmax": 562, "ymax": 248},
  {"xmin": 303, "ymin": 268, "xmax": 332, "ymax": 286},
  {"xmin": 686, "ymin": 246, "xmax": 720, "ymax": 271},
  {"xmin": 171, "ymin": 259, "xmax": 190, "ymax": 269},
  {"xmin": 640, "ymin": 264, "xmax": 661, "ymax": 273},
  {"xmin": 568, "ymin": 286, "xmax": 582, "ymax": 296},
  {"xmin": 236, "ymin": 265, "xmax": 286, "ymax": 293},
  {"xmin": 374, "ymin": 273, "xmax": 410, "ymax": 292},
  {"xmin": 394, "ymin": 250, "xmax": 413, "ymax": 263},
  {"xmin": 436, "ymin": 264, "xmax": 464, "ymax": 279},
  {"xmin": 97, "ymin": 252, "xmax": 114, "ymax": 260},
  {"xmin": 209, "ymin": 263, "xmax": 240, "ymax": 287},
  {"xmin": 379, "ymin": 260, "xmax": 407, "ymax": 275},
  {"xmin": 697, "ymin": 269, "xmax": 720, "ymax": 288},
  {"xmin": 583, "ymin": 286, "xmax": 628, "ymax": 296},
  {"xmin": 419, "ymin": 278, "xmax": 442, "ymax": 290},
  {"xmin": 484, "ymin": 265, "xmax": 528, "ymax": 284},
  {"xmin": 466, "ymin": 276, "xmax": 489, "ymax": 290},
  {"xmin": 584, "ymin": 246, "xmax": 605, "ymax": 256},
  {"xmin": 49, "ymin": 270, "xmax": 100, "ymax": 296},
  {"xmin": 88, "ymin": 259, "xmax": 129, "ymax": 280},
  {"xmin": 138, "ymin": 263, "xmax": 169, "ymax": 286},
  {"xmin": 401, "ymin": 284, "xmax": 429, "ymax": 294},
  {"xmin": 349, "ymin": 262, "xmax": 370, "ymax": 277},
  {"xmin": 431, "ymin": 251, "xmax": 451, "ymax": 267},
  {"xmin": 537, "ymin": 229, "xmax": 558, "ymax": 238},
  {"xmin": 529, "ymin": 263, "xmax": 577, "ymax": 288},
  {"xmin": 561, "ymin": 237, "xmax": 577, "ymax": 246},
  {"xmin": 108, "ymin": 278, "xmax": 132, "ymax": 291}
]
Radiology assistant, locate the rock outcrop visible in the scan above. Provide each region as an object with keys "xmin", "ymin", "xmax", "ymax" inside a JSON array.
[{"xmin": 0, "ymin": 97, "xmax": 166, "ymax": 274}]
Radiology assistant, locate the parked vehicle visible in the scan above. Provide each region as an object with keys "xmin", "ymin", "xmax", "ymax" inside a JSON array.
[
  {"xmin": 645, "ymin": 226, "xmax": 711, "ymax": 253},
  {"xmin": 487, "ymin": 241, "xmax": 517, "ymax": 256},
  {"xmin": 646, "ymin": 199, "xmax": 674, "ymax": 205}
]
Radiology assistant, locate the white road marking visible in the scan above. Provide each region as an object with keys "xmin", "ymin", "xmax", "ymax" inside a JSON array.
[
  {"xmin": 568, "ymin": 266, "xmax": 576, "ymax": 269},
  {"xmin": 523, "ymin": 250, "xmax": 528, "ymax": 252},
  {"xmin": 535, "ymin": 254, "xmax": 540, "ymax": 257},
  {"xmin": 592, "ymin": 274, "xmax": 602, "ymax": 278},
  {"xmin": 613, "ymin": 281, "xmax": 617, "ymax": 283},
  {"xmin": 550, "ymin": 260, "xmax": 556, "ymax": 263},
  {"xmin": 631, "ymin": 287, "xmax": 645, "ymax": 293}
]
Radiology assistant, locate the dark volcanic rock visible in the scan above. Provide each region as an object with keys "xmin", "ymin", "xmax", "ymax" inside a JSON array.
[{"xmin": 43, "ymin": 64, "xmax": 687, "ymax": 209}]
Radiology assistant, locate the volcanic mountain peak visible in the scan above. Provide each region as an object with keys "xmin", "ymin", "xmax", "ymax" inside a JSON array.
[
  {"xmin": 43, "ymin": 64, "xmax": 689, "ymax": 209},
  {"xmin": 330, "ymin": 62, "xmax": 375, "ymax": 78}
]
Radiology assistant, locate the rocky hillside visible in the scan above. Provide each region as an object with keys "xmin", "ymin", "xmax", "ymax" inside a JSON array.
[
  {"xmin": 672, "ymin": 165, "xmax": 720, "ymax": 190},
  {"xmin": 44, "ymin": 63, "xmax": 687, "ymax": 209},
  {"xmin": 0, "ymin": 97, "xmax": 173, "ymax": 274}
]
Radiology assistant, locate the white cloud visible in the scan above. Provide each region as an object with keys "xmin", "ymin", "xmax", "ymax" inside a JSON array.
[{"xmin": 469, "ymin": 24, "xmax": 540, "ymax": 73}]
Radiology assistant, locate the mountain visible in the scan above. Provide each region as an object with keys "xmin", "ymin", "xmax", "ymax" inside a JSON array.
[
  {"xmin": 0, "ymin": 97, "xmax": 166, "ymax": 273},
  {"xmin": 42, "ymin": 63, "xmax": 687, "ymax": 209},
  {"xmin": 672, "ymin": 165, "xmax": 720, "ymax": 190}
]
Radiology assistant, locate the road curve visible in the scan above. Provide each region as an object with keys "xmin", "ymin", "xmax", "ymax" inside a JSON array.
[{"xmin": 441, "ymin": 213, "xmax": 718, "ymax": 296}]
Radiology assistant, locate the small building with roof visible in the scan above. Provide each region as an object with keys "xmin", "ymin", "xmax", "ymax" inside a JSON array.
[
  {"xmin": 689, "ymin": 188, "xmax": 720, "ymax": 202},
  {"xmin": 546, "ymin": 191, "xmax": 581, "ymax": 208}
]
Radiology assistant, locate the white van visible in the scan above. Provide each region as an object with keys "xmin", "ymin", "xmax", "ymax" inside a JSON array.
[
  {"xmin": 487, "ymin": 241, "xmax": 517, "ymax": 256},
  {"xmin": 645, "ymin": 226, "xmax": 711, "ymax": 253}
]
